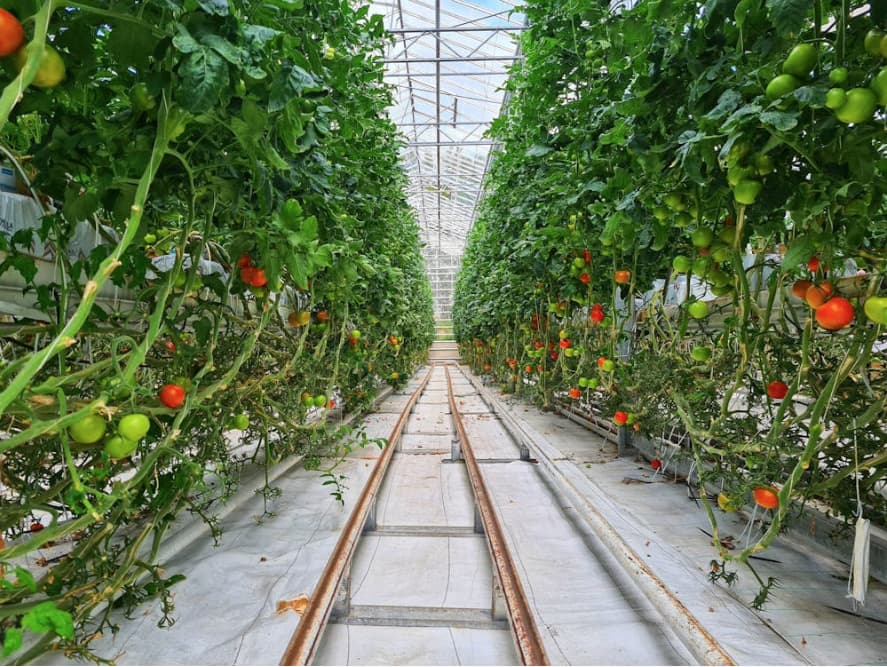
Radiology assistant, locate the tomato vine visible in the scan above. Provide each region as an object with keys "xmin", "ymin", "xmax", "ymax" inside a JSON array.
[
  {"xmin": 0, "ymin": 0, "xmax": 433, "ymax": 661},
  {"xmin": 455, "ymin": 0, "xmax": 887, "ymax": 605}
]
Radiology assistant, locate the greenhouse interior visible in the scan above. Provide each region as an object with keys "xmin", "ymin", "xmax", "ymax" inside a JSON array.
[{"xmin": 0, "ymin": 0, "xmax": 886, "ymax": 664}]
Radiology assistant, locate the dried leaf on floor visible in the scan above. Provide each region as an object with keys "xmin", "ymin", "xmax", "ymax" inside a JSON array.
[{"xmin": 276, "ymin": 594, "xmax": 310, "ymax": 616}]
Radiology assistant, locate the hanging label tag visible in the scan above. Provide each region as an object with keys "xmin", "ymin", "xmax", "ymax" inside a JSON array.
[{"xmin": 848, "ymin": 516, "xmax": 871, "ymax": 606}]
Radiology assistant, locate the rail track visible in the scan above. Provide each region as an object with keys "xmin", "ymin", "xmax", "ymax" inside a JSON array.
[{"xmin": 278, "ymin": 363, "xmax": 736, "ymax": 666}]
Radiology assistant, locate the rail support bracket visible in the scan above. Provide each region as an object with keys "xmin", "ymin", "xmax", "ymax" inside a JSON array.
[
  {"xmin": 451, "ymin": 434, "xmax": 462, "ymax": 462},
  {"xmin": 491, "ymin": 571, "xmax": 508, "ymax": 623},
  {"xmin": 330, "ymin": 562, "xmax": 352, "ymax": 621},
  {"xmin": 617, "ymin": 426, "xmax": 637, "ymax": 458},
  {"xmin": 473, "ymin": 503, "xmax": 485, "ymax": 535}
]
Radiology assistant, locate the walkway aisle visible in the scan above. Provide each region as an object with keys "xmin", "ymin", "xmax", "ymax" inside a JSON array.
[{"xmin": 313, "ymin": 366, "xmax": 518, "ymax": 665}]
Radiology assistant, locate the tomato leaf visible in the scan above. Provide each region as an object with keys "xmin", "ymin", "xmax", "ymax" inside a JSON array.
[
  {"xmin": 202, "ymin": 34, "xmax": 243, "ymax": 66},
  {"xmin": 177, "ymin": 48, "xmax": 229, "ymax": 113},
  {"xmin": 782, "ymin": 235, "xmax": 815, "ymax": 271},
  {"xmin": 760, "ymin": 110, "xmax": 798, "ymax": 132},
  {"xmin": 21, "ymin": 601, "xmax": 74, "ymax": 639},
  {"xmin": 197, "ymin": 0, "xmax": 230, "ymax": 15},
  {"xmin": 765, "ymin": 0, "xmax": 809, "ymax": 37},
  {"xmin": 2, "ymin": 627, "xmax": 22, "ymax": 657}
]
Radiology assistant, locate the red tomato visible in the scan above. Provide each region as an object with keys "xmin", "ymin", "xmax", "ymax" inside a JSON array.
[
  {"xmin": 613, "ymin": 411, "xmax": 628, "ymax": 425},
  {"xmin": 808, "ymin": 256, "xmax": 820, "ymax": 272},
  {"xmin": 524, "ymin": 365, "xmax": 533, "ymax": 374},
  {"xmin": 30, "ymin": 521, "xmax": 44, "ymax": 533},
  {"xmin": 165, "ymin": 340, "xmax": 176, "ymax": 353},
  {"xmin": 753, "ymin": 486, "xmax": 779, "ymax": 510},
  {"xmin": 237, "ymin": 254, "xmax": 253, "ymax": 269},
  {"xmin": 0, "ymin": 9, "xmax": 24, "ymax": 57},
  {"xmin": 159, "ymin": 383, "xmax": 186, "ymax": 409},
  {"xmin": 568, "ymin": 387, "xmax": 581, "ymax": 399},
  {"xmin": 651, "ymin": 458, "xmax": 662, "ymax": 470},
  {"xmin": 766, "ymin": 380, "xmax": 789, "ymax": 400},
  {"xmin": 549, "ymin": 351, "xmax": 559, "ymax": 360},
  {"xmin": 590, "ymin": 308, "xmax": 605, "ymax": 324},
  {"xmin": 483, "ymin": 363, "xmax": 492, "ymax": 372},
  {"xmin": 815, "ymin": 296, "xmax": 854, "ymax": 330},
  {"xmin": 597, "ymin": 356, "xmax": 607, "ymax": 369},
  {"xmin": 316, "ymin": 310, "xmax": 330, "ymax": 323},
  {"xmin": 559, "ymin": 339, "xmax": 571, "ymax": 349},
  {"xmin": 583, "ymin": 249, "xmax": 592, "ymax": 264},
  {"xmin": 579, "ymin": 272, "xmax": 590, "ymax": 285},
  {"xmin": 614, "ymin": 269, "xmax": 631, "ymax": 284}
]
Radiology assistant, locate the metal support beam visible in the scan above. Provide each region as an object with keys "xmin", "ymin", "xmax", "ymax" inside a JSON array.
[
  {"xmin": 384, "ymin": 55, "xmax": 519, "ymax": 63},
  {"xmin": 385, "ymin": 70, "xmax": 509, "ymax": 77},
  {"xmin": 405, "ymin": 140, "xmax": 496, "ymax": 146},
  {"xmin": 389, "ymin": 26, "xmax": 524, "ymax": 33}
]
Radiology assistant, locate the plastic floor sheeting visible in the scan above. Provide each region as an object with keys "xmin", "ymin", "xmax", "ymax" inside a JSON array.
[{"xmin": 37, "ymin": 367, "xmax": 887, "ymax": 666}]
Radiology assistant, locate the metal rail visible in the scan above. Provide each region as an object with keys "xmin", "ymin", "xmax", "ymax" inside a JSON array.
[
  {"xmin": 459, "ymin": 367, "xmax": 737, "ymax": 666},
  {"xmin": 444, "ymin": 365, "xmax": 549, "ymax": 666},
  {"xmin": 278, "ymin": 366, "xmax": 436, "ymax": 666}
]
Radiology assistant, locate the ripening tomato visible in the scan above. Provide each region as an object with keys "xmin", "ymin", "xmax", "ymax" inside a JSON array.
[
  {"xmin": 753, "ymin": 486, "xmax": 779, "ymax": 510},
  {"xmin": 766, "ymin": 381, "xmax": 789, "ymax": 400},
  {"xmin": 316, "ymin": 310, "xmax": 330, "ymax": 323},
  {"xmin": 159, "ymin": 383, "xmax": 186, "ymax": 409},
  {"xmin": 14, "ymin": 44, "xmax": 66, "ymax": 88},
  {"xmin": 614, "ymin": 269, "xmax": 631, "ymax": 284},
  {"xmin": 791, "ymin": 279, "xmax": 812, "ymax": 299},
  {"xmin": 815, "ymin": 296, "xmax": 854, "ymax": 330},
  {"xmin": 804, "ymin": 282, "xmax": 833, "ymax": 309},
  {"xmin": 524, "ymin": 365, "xmax": 533, "ymax": 374},
  {"xmin": 0, "ymin": 9, "xmax": 24, "ymax": 57}
]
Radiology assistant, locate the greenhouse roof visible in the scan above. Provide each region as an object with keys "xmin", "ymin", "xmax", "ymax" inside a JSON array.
[{"xmin": 370, "ymin": 0, "xmax": 524, "ymax": 261}]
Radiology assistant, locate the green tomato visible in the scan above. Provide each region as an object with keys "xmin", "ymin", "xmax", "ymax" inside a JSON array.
[
  {"xmin": 711, "ymin": 283, "xmax": 734, "ymax": 297},
  {"xmin": 69, "ymin": 414, "xmax": 107, "ymax": 445},
  {"xmin": 711, "ymin": 245, "xmax": 732, "ymax": 264},
  {"xmin": 578, "ymin": 377, "xmax": 588, "ymax": 388},
  {"xmin": 692, "ymin": 257, "xmax": 711, "ymax": 277},
  {"xmin": 673, "ymin": 212, "xmax": 693, "ymax": 229},
  {"xmin": 104, "ymin": 435, "xmax": 138, "ymax": 459},
  {"xmin": 870, "ymin": 67, "xmax": 887, "ymax": 106},
  {"xmin": 601, "ymin": 359, "xmax": 615, "ymax": 372},
  {"xmin": 118, "ymin": 414, "xmax": 150, "ymax": 441},
  {"xmin": 765, "ymin": 74, "xmax": 801, "ymax": 100},
  {"xmin": 781, "ymin": 43, "xmax": 817, "ymax": 78},
  {"xmin": 753, "ymin": 153, "xmax": 774, "ymax": 176},
  {"xmin": 882, "ymin": 34, "xmax": 887, "ymax": 58},
  {"xmin": 143, "ymin": 233, "xmax": 157, "ymax": 245},
  {"xmin": 691, "ymin": 346, "xmax": 711, "ymax": 362},
  {"xmin": 350, "ymin": 329, "xmax": 361, "ymax": 341},
  {"xmin": 233, "ymin": 414, "xmax": 250, "ymax": 429},
  {"xmin": 864, "ymin": 29, "xmax": 884, "ymax": 57},
  {"xmin": 708, "ymin": 269, "xmax": 732, "ymax": 288},
  {"xmin": 733, "ymin": 179, "xmax": 762, "ymax": 205},
  {"xmin": 652, "ymin": 206, "xmax": 669, "ymax": 221},
  {"xmin": 587, "ymin": 378, "xmax": 599, "ymax": 389},
  {"xmin": 688, "ymin": 301, "xmax": 710, "ymax": 319},
  {"xmin": 834, "ymin": 88, "xmax": 877, "ymax": 124},
  {"xmin": 301, "ymin": 393, "xmax": 314, "ymax": 407},
  {"xmin": 131, "ymin": 82, "xmax": 156, "ymax": 111},
  {"xmin": 864, "ymin": 296, "xmax": 887, "ymax": 325},
  {"xmin": 672, "ymin": 255, "xmax": 693, "ymax": 273},
  {"xmin": 663, "ymin": 193, "xmax": 687, "ymax": 211},
  {"xmin": 572, "ymin": 257, "xmax": 586, "ymax": 270},
  {"xmin": 313, "ymin": 394, "xmax": 328, "ymax": 408},
  {"xmin": 829, "ymin": 67, "xmax": 849, "ymax": 85},
  {"xmin": 690, "ymin": 228, "xmax": 714, "ymax": 248},
  {"xmin": 825, "ymin": 87, "xmax": 847, "ymax": 110}
]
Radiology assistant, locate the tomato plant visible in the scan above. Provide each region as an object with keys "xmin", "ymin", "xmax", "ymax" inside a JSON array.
[
  {"xmin": 453, "ymin": 0, "xmax": 887, "ymax": 609},
  {"xmin": 0, "ymin": 1, "xmax": 433, "ymax": 660}
]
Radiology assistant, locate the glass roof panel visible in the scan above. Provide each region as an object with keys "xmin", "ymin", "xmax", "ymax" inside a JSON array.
[{"xmin": 369, "ymin": 0, "xmax": 523, "ymax": 317}]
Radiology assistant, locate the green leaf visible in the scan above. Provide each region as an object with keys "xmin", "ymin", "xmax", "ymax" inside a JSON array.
[
  {"xmin": 2, "ymin": 627, "xmax": 22, "ymax": 657},
  {"xmin": 172, "ymin": 25, "xmax": 201, "ymax": 54},
  {"xmin": 178, "ymin": 49, "xmax": 229, "ymax": 114},
  {"xmin": 525, "ymin": 144, "xmax": 553, "ymax": 157},
  {"xmin": 107, "ymin": 22, "xmax": 158, "ymax": 70},
  {"xmin": 269, "ymin": 65, "xmax": 323, "ymax": 113},
  {"xmin": 194, "ymin": 317, "xmax": 213, "ymax": 346},
  {"xmin": 765, "ymin": 0, "xmax": 809, "ymax": 37},
  {"xmin": 198, "ymin": 0, "xmax": 230, "ymax": 15},
  {"xmin": 301, "ymin": 216, "xmax": 318, "ymax": 242},
  {"xmin": 704, "ymin": 89, "xmax": 743, "ymax": 121},
  {"xmin": 21, "ymin": 601, "xmax": 74, "ymax": 639},
  {"xmin": 782, "ymin": 235, "xmax": 815, "ymax": 271},
  {"xmin": 202, "ymin": 34, "xmax": 243, "ymax": 66},
  {"xmin": 8, "ymin": 255, "xmax": 38, "ymax": 283},
  {"xmin": 760, "ymin": 110, "xmax": 798, "ymax": 131}
]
